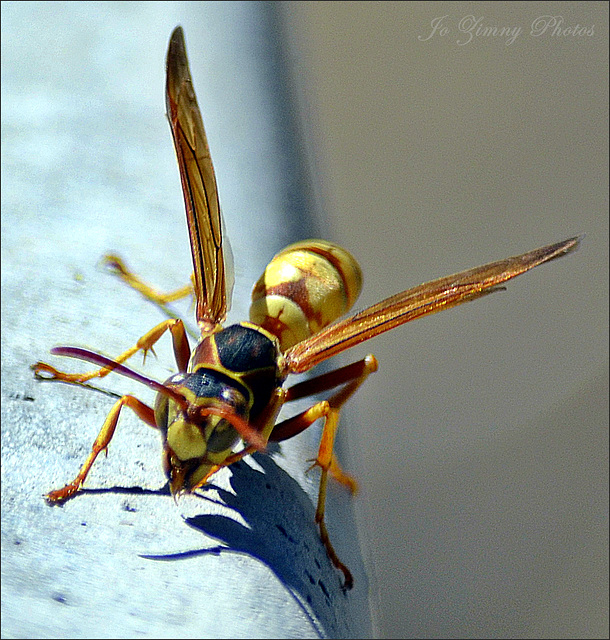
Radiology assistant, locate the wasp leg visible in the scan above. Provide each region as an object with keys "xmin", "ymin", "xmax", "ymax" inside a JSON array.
[
  {"xmin": 33, "ymin": 318, "xmax": 191, "ymax": 385},
  {"xmin": 271, "ymin": 355, "xmax": 378, "ymax": 589},
  {"xmin": 46, "ymin": 395, "xmax": 157, "ymax": 504},
  {"xmin": 103, "ymin": 255, "xmax": 195, "ymax": 305},
  {"xmin": 325, "ymin": 452, "xmax": 358, "ymax": 494},
  {"xmin": 195, "ymin": 388, "xmax": 287, "ymax": 487},
  {"xmin": 273, "ymin": 356, "xmax": 379, "ymax": 440}
]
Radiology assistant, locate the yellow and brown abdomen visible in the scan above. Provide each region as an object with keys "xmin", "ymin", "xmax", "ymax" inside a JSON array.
[{"xmin": 250, "ymin": 240, "xmax": 362, "ymax": 351}]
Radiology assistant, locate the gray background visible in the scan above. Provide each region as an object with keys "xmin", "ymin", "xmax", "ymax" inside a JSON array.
[
  {"xmin": 283, "ymin": 2, "xmax": 608, "ymax": 638},
  {"xmin": 2, "ymin": 2, "xmax": 608, "ymax": 639}
]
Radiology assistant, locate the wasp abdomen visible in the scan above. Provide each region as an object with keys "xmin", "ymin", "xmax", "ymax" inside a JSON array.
[{"xmin": 250, "ymin": 240, "xmax": 362, "ymax": 351}]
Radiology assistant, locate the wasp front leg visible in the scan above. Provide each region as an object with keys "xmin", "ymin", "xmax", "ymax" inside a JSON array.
[
  {"xmin": 193, "ymin": 388, "xmax": 287, "ymax": 488},
  {"xmin": 47, "ymin": 395, "xmax": 158, "ymax": 504},
  {"xmin": 33, "ymin": 318, "xmax": 191, "ymax": 385}
]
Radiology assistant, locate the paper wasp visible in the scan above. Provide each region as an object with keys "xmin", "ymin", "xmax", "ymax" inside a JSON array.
[{"xmin": 33, "ymin": 26, "xmax": 580, "ymax": 590}]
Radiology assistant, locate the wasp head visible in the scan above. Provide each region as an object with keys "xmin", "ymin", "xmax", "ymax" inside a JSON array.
[{"xmin": 154, "ymin": 370, "xmax": 266, "ymax": 495}]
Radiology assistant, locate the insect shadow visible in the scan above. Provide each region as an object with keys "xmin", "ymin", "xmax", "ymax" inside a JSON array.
[
  {"xmin": 139, "ymin": 450, "xmax": 352, "ymax": 636},
  {"xmin": 64, "ymin": 453, "xmax": 349, "ymax": 636}
]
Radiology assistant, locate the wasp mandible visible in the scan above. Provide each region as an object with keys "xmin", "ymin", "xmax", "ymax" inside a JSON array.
[{"xmin": 33, "ymin": 27, "xmax": 581, "ymax": 590}]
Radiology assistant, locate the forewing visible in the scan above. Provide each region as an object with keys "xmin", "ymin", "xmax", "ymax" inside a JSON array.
[
  {"xmin": 284, "ymin": 236, "xmax": 581, "ymax": 373},
  {"xmin": 166, "ymin": 26, "xmax": 229, "ymax": 329}
]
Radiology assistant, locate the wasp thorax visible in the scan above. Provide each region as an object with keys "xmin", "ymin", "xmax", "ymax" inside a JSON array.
[{"xmin": 249, "ymin": 240, "xmax": 363, "ymax": 351}]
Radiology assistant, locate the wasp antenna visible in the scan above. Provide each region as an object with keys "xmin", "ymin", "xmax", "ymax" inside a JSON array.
[
  {"xmin": 197, "ymin": 406, "xmax": 267, "ymax": 451},
  {"xmin": 50, "ymin": 346, "xmax": 188, "ymax": 408}
]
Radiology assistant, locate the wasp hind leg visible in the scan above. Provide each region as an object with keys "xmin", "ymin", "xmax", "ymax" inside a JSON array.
[
  {"xmin": 46, "ymin": 395, "xmax": 157, "ymax": 504},
  {"xmin": 272, "ymin": 354, "xmax": 379, "ymax": 590},
  {"xmin": 102, "ymin": 255, "xmax": 200, "ymax": 340},
  {"xmin": 103, "ymin": 255, "xmax": 194, "ymax": 307}
]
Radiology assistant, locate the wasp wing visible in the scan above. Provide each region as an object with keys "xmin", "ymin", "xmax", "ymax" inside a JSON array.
[
  {"xmin": 166, "ymin": 26, "xmax": 231, "ymax": 330},
  {"xmin": 284, "ymin": 236, "xmax": 581, "ymax": 373}
]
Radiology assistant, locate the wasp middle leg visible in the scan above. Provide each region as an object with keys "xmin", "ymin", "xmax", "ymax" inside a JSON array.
[{"xmin": 33, "ymin": 318, "xmax": 191, "ymax": 385}]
